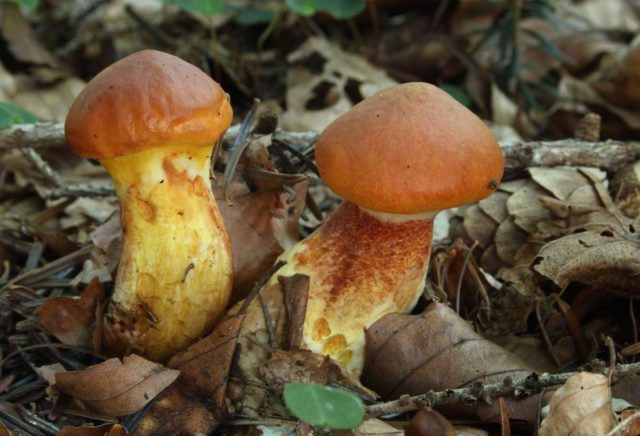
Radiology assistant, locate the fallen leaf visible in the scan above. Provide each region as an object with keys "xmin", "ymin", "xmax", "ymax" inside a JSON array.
[
  {"xmin": 279, "ymin": 274, "xmax": 310, "ymax": 350},
  {"xmin": 36, "ymin": 278, "xmax": 104, "ymax": 347},
  {"xmin": 281, "ymin": 37, "xmax": 398, "ymax": 132},
  {"xmin": 260, "ymin": 349, "xmax": 347, "ymax": 394},
  {"xmin": 539, "ymin": 372, "xmax": 612, "ymax": 436},
  {"xmin": 33, "ymin": 232, "xmax": 81, "ymax": 257},
  {"xmin": 59, "ymin": 424, "xmax": 128, "ymax": 436},
  {"xmin": 533, "ymin": 228, "xmax": 640, "ymax": 293},
  {"xmin": 405, "ymin": 408, "xmax": 456, "ymax": 436},
  {"xmin": 215, "ymin": 180, "xmax": 307, "ymax": 303},
  {"xmin": 362, "ymin": 302, "xmax": 534, "ymax": 398},
  {"xmin": 54, "ymin": 355, "xmax": 179, "ymax": 417},
  {"xmin": 135, "ymin": 316, "xmax": 243, "ymax": 435}
]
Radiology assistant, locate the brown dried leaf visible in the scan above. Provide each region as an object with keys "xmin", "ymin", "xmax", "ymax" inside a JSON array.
[
  {"xmin": 54, "ymin": 355, "xmax": 179, "ymax": 417},
  {"xmin": 506, "ymin": 181, "xmax": 550, "ymax": 233},
  {"xmin": 260, "ymin": 349, "xmax": 345, "ymax": 394},
  {"xmin": 463, "ymin": 204, "xmax": 497, "ymax": 249},
  {"xmin": 214, "ymin": 180, "xmax": 307, "ymax": 303},
  {"xmin": 33, "ymin": 232, "xmax": 81, "ymax": 257},
  {"xmin": 533, "ymin": 230, "xmax": 640, "ymax": 292},
  {"xmin": 405, "ymin": 408, "xmax": 456, "ymax": 436},
  {"xmin": 478, "ymin": 191, "xmax": 510, "ymax": 224},
  {"xmin": 59, "ymin": 424, "xmax": 128, "ymax": 436},
  {"xmin": 279, "ymin": 274, "xmax": 310, "ymax": 350},
  {"xmin": 362, "ymin": 302, "xmax": 533, "ymax": 398},
  {"xmin": 539, "ymin": 372, "xmax": 612, "ymax": 436},
  {"xmin": 36, "ymin": 278, "xmax": 104, "ymax": 347},
  {"xmin": 135, "ymin": 316, "xmax": 243, "ymax": 435},
  {"xmin": 529, "ymin": 167, "xmax": 604, "ymax": 202},
  {"xmin": 494, "ymin": 217, "xmax": 529, "ymax": 264}
]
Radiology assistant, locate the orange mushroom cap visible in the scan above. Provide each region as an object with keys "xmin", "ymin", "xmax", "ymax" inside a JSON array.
[
  {"xmin": 65, "ymin": 50, "xmax": 232, "ymax": 159},
  {"xmin": 315, "ymin": 82, "xmax": 504, "ymax": 215}
]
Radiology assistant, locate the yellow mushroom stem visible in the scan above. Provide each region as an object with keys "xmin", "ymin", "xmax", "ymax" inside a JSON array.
[
  {"xmin": 272, "ymin": 202, "xmax": 436, "ymax": 375},
  {"xmin": 101, "ymin": 144, "xmax": 232, "ymax": 362}
]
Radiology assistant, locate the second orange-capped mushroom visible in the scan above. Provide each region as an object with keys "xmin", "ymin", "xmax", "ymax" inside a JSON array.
[
  {"xmin": 65, "ymin": 50, "xmax": 234, "ymax": 362},
  {"xmin": 272, "ymin": 82, "xmax": 504, "ymax": 375}
]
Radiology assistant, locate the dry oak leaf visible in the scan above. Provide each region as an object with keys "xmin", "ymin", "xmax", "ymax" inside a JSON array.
[
  {"xmin": 215, "ymin": 179, "xmax": 307, "ymax": 303},
  {"xmin": 362, "ymin": 302, "xmax": 534, "ymax": 398},
  {"xmin": 539, "ymin": 372, "xmax": 613, "ymax": 436},
  {"xmin": 37, "ymin": 278, "xmax": 104, "ymax": 347},
  {"xmin": 533, "ymin": 227, "xmax": 640, "ymax": 293},
  {"xmin": 134, "ymin": 316, "xmax": 243, "ymax": 436},
  {"xmin": 54, "ymin": 355, "xmax": 179, "ymax": 417}
]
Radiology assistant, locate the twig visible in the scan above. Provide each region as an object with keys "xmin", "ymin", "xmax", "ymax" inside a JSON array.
[
  {"xmin": 366, "ymin": 361, "xmax": 640, "ymax": 416},
  {"xmin": 606, "ymin": 409, "xmax": 640, "ymax": 436},
  {"xmin": 222, "ymin": 99, "xmax": 260, "ymax": 204},
  {"xmin": 19, "ymin": 148, "xmax": 64, "ymax": 187},
  {"xmin": 238, "ymin": 260, "xmax": 285, "ymax": 315},
  {"xmin": 0, "ymin": 122, "xmax": 67, "ymax": 149},
  {"xmin": 5, "ymin": 123, "xmax": 640, "ymax": 174},
  {"xmin": 605, "ymin": 336, "xmax": 616, "ymax": 384}
]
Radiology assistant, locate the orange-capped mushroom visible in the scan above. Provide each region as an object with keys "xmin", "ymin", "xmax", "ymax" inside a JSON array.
[
  {"xmin": 271, "ymin": 83, "xmax": 504, "ymax": 375},
  {"xmin": 65, "ymin": 50, "xmax": 233, "ymax": 362}
]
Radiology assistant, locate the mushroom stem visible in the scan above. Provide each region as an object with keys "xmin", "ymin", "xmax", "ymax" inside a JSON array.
[
  {"xmin": 272, "ymin": 202, "xmax": 435, "ymax": 374},
  {"xmin": 101, "ymin": 144, "xmax": 232, "ymax": 362}
]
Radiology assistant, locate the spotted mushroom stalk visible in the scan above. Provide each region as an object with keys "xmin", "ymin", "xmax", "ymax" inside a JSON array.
[
  {"xmin": 271, "ymin": 83, "xmax": 504, "ymax": 375},
  {"xmin": 65, "ymin": 50, "xmax": 233, "ymax": 362}
]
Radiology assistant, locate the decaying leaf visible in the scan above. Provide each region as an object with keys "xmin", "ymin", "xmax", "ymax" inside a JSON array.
[
  {"xmin": 36, "ymin": 278, "xmax": 104, "ymax": 347},
  {"xmin": 281, "ymin": 36, "xmax": 398, "ymax": 132},
  {"xmin": 227, "ymin": 282, "xmax": 288, "ymax": 417},
  {"xmin": 362, "ymin": 302, "xmax": 534, "ymax": 398},
  {"xmin": 259, "ymin": 349, "xmax": 371, "ymax": 399},
  {"xmin": 539, "ymin": 372, "xmax": 613, "ymax": 436},
  {"xmin": 533, "ymin": 227, "xmax": 640, "ymax": 292},
  {"xmin": 215, "ymin": 180, "xmax": 307, "ymax": 302},
  {"xmin": 135, "ymin": 316, "xmax": 243, "ymax": 435},
  {"xmin": 405, "ymin": 408, "xmax": 456, "ymax": 436},
  {"xmin": 54, "ymin": 355, "xmax": 179, "ymax": 417}
]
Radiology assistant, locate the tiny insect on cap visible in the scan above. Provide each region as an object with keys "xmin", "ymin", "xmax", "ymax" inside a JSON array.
[
  {"xmin": 315, "ymin": 82, "xmax": 504, "ymax": 215},
  {"xmin": 65, "ymin": 50, "xmax": 232, "ymax": 159}
]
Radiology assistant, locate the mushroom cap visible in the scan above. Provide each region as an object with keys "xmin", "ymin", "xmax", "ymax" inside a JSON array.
[
  {"xmin": 65, "ymin": 50, "xmax": 232, "ymax": 159},
  {"xmin": 315, "ymin": 82, "xmax": 504, "ymax": 214}
]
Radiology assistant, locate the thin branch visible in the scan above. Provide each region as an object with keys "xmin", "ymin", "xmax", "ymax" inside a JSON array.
[
  {"xmin": 366, "ymin": 361, "xmax": 640, "ymax": 417},
  {"xmin": 4, "ymin": 123, "xmax": 640, "ymax": 174}
]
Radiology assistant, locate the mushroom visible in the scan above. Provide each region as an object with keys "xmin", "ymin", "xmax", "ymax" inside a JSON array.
[
  {"xmin": 65, "ymin": 50, "xmax": 233, "ymax": 361},
  {"xmin": 272, "ymin": 82, "xmax": 504, "ymax": 375}
]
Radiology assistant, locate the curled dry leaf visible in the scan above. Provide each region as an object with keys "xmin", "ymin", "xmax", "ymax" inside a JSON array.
[
  {"xmin": 539, "ymin": 372, "xmax": 613, "ymax": 436},
  {"xmin": 54, "ymin": 355, "xmax": 179, "ymax": 417},
  {"xmin": 362, "ymin": 302, "xmax": 534, "ymax": 398},
  {"xmin": 36, "ymin": 278, "xmax": 104, "ymax": 347},
  {"xmin": 215, "ymin": 180, "xmax": 307, "ymax": 303},
  {"xmin": 533, "ymin": 227, "xmax": 640, "ymax": 293},
  {"xmin": 405, "ymin": 408, "xmax": 456, "ymax": 436},
  {"xmin": 135, "ymin": 316, "xmax": 243, "ymax": 436}
]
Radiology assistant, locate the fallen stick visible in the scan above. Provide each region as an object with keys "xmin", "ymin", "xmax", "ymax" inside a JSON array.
[
  {"xmin": 2, "ymin": 122, "xmax": 640, "ymax": 174},
  {"xmin": 365, "ymin": 361, "xmax": 640, "ymax": 416}
]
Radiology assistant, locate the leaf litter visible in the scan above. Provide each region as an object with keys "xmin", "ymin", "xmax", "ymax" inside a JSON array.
[{"xmin": 1, "ymin": 1, "xmax": 640, "ymax": 434}]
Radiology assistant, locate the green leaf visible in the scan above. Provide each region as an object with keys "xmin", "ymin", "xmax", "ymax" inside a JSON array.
[
  {"xmin": 286, "ymin": 0, "xmax": 316, "ymax": 16},
  {"xmin": 286, "ymin": 0, "xmax": 365, "ymax": 19},
  {"xmin": 234, "ymin": 7, "xmax": 274, "ymax": 25},
  {"xmin": 283, "ymin": 383, "xmax": 365, "ymax": 429},
  {"xmin": 163, "ymin": 0, "xmax": 224, "ymax": 16},
  {"xmin": 0, "ymin": 102, "xmax": 38, "ymax": 129},
  {"xmin": 2, "ymin": 0, "xmax": 38, "ymax": 10},
  {"xmin": 316, "ymin": 0, "xmax": 365, "ymax": 19},
  {"xmin": 441, "ymin": 84, "xmax": 472, "ymax": 107}
]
